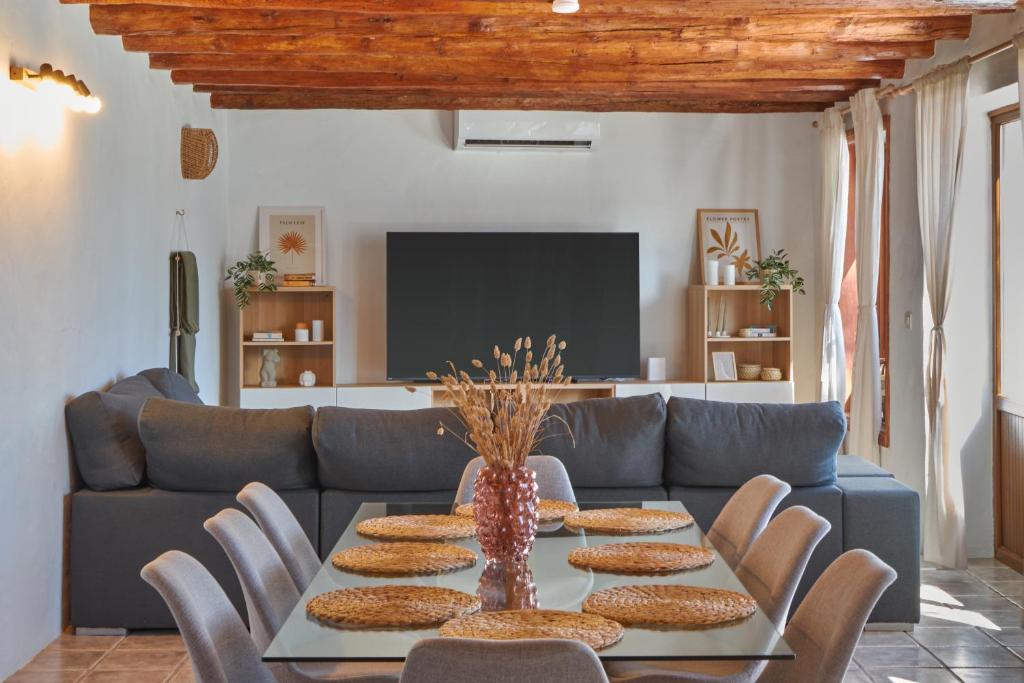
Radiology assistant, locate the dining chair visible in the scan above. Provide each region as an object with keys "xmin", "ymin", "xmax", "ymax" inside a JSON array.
[
  {"xmin": 455, "ymin": 455, "xmax": 576, "ymax": 504},
  {"xmin": 140, "ymin": 549, "xmax": 279, "ymax": 683},
  {"xmin": 606, "ymin": 549, "xmax": 895, "ymax": 683},
  {"xmin": 604, "ymin": 506, "xmax": 830, "ymax": 683},
  {"xmin": 204, "ymin": 508, "xmax": 401, "ymax": 683},
  {"xmin": 400, "ymin": 638, "xmax": 609, "ymax": 683},
  {"xmin": 706, "ymin": 474, "xmax": 791, "ymax": 570},
  {"xmin": 237, "ymin": 481, "xmax": 321, "ymax": 592}
]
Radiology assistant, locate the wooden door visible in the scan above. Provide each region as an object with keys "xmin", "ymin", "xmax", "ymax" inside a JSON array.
[{"xmin": 991, "ymin": 105, "xmax": 1024, "ymax": 571}]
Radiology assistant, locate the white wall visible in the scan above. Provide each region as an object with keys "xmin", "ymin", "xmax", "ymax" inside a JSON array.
[
  {"xmin": 0, "ymin": 3, "xmax": 230, "ymax": 677},
  {"xmin": 882, "ymin": 12, "xmax": 1024, "ymax": 558},
  {"xmin": 227, "ymin": 110, "xmax": 821, "ymax": 396}
]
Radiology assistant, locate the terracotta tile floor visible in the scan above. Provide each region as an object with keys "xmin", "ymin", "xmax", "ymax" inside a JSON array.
[{"xmin": 6, "ymin": 560, "xmax": 1023, "ymax": 683}]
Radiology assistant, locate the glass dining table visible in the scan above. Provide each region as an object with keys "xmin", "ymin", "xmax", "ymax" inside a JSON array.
[{"xmin": 263, "ymin": 500, "xmax": 794, "ymax": 663}]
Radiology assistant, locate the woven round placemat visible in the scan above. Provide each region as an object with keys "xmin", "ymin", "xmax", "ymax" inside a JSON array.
[
  {"xmin": 332, "ymin": 542, "xmax": 477, "ymax": 577},
  {"xmin": 454, "ymin": 499, "xmax": 579, "ymax": 523},
  {"xmin": 582, "ymin": 585, "xmax": 757, "ymax": 628},
  {"xmin": 307, "ymin": 586, "xmax": 480, "ymax": 629},
  {"xmin": 439, "ymin": 609, "xmax": 624, "ymax": 650},
  {"xmin": 355, "ymin": 515, "xmax": 476, "ymax": 541},
  {"xmin": 563, "ymin": 508, "xmax": 695, "ymax": 535},
  {"xmin": 568, "ymin": 542, "xmax": 715, "ymax": 575}
]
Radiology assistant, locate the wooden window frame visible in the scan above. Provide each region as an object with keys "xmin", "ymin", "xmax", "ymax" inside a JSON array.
[{"xmin": 844, "ymin": 116, "xmax": 892, "ymax": 448}]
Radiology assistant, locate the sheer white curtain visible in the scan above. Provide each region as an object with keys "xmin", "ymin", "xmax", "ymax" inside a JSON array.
[
  {"xmin": 847, "ymin": 90, "xmax": 884, "ymax": 463},
  {"xmin": 915, "ymin": 59, "xmax": 969, "ymax": 569},
  {"xmin": 818, "ymin": 108, "xmax": 850, "ymax": 403}
]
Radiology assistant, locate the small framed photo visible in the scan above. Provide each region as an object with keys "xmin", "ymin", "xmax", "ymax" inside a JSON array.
[
  {"xmin": 712, "ymin": 351, "xmax": 738, "ymax": 382},
  {"xmin": 259, "ymin": 206, "xmax": 325, "ymax": 284},
  {"xmin": 698, "ymin": 209, "xmax": 762, "ymax": 284}
]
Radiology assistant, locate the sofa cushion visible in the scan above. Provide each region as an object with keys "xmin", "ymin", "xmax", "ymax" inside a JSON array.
[
  {"xmin": 837, "ymin": 454, "xmax": 893, "ymax": 478},
  {"xmin": 315, "ymin": 406, "xmax": 477, "ymax": 491},
  {"xmin": 541, "ymin": 395, "xmax": 666, "ymax": 488},
  {"xmin": 65, "ymin": 375, "xmax": 164, "ymax": 491},
  {"xmin": 665, "ymin": 398, "xmax": 845, "ymax": 488},
  {"xmin": 138, "ymin": 368, "xmax": 203, "ymax": 404},
  {"xmin": 140, "ymin": 400, "xmax": 316, "ymax": 491}
]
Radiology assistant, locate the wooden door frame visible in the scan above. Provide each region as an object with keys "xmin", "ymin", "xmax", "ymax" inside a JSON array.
[{"xmin": 989, "ymin": 103, "xmax": 1021, "ymax": 570}]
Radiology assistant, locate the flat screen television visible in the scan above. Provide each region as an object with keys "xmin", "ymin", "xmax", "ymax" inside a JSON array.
[{"xmin": 387, "ymin": 232, "xmax": 640, "ymax": 381}]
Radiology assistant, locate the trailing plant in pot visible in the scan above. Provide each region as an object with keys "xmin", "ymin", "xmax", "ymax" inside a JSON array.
[
  {"xmin": 225, "ymin": 252, "xmax": 277, "ymax": 308},
  {"xmin": 428, "ymin": 335, "xmax": 574, "ymax": 565},
  {"xmin": 746, "ymin": 249, "xmax": 806, "ymax": 310}
]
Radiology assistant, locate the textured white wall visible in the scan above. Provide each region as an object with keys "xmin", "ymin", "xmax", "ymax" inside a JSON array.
[
  {"xmin": 226, "ymin": 110, "xmax": 820, "ymax": 396},
  {"xmin": 0, "ymin": 3, "xmax": 230, "ymax": 677}
]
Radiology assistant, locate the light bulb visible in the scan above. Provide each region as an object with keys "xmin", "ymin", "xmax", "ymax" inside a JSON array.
[
  {"xmin": 552, "ymin": 0, "xmax": 579, "ymax": 13},
  {"xmin": 83, "ymin": 96, "xmax": 102, "ymax": 114}
]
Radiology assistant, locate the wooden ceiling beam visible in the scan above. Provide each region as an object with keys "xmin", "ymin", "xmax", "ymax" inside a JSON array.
[
  {"xmin": 207, "ymin": 91, "xmax": 835, "ymax": 112},
  {"xmin": 89, "ymin": 5, "xmax": 972, "ymax": 43},
  {"xmin": 63, "ymin": 0, "xmax": 1018, "ymax": 19},
  {"xmin": 169, "ymin": 69, "xmax": 888, "ymax": 95},
  {"xmin": 123, "ymin": 32, "xmax": 936, "ymax": 62},
  {"xmin": 150, "ymin": 53, "xmax": 904, "ymax": 81}
]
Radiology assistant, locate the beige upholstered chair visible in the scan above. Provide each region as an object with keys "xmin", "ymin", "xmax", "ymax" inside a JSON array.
[
  {"xmin": 204, "ymin": 508, "xmax": 400, "ymax": 683},
  {"xmin": 455, "ymin": 455, "xmax": 576, "ymax": 504},
  {"xmin": 238, "ymin": 481, "xmax": 321, "ymax": 591},
  {"xmin": 607, "ymin": 549, "xmax": 895, "ymax": 683},
  {"xmin": 706, "ymin": 474, "xmax": 791, "ymax": 569},
  {"xmin": 605, "ymin": 506, "xmax": 830, "ymax": 683},
  {"xmin": 400, "ymin": 638, "xmax": 609, "ymax": 683}
]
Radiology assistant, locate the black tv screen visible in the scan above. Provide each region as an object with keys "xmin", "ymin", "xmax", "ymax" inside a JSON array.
[{"xmin": 387, "ymin": 232, "xmax": 640, "ymax": 381}]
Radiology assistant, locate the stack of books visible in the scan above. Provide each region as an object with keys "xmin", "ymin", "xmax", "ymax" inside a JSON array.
[
  {"xmin": 737, "ymin": 326, "xmax": 778, "ymax": 338},
  {"xmin": 283, "ymin": 274, "xmax": 316, "ymax": 287},
  {"xmin": 251, "ymin": 331, "xmax": 284, "ymax": 342}
]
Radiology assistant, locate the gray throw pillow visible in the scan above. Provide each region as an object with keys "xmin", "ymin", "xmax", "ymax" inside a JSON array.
[
  {"xmin": 140, "ymin": 400, "xmax": 316, "ymax": 491},
  {"xmin": 66, "ymin": 375, "xmax": 164, "ymax": 491},
  {"xmin": 138, "ymin": 368, "xmax": 203, "ymax": 404},
  {"xmin": 541, "ymin": 394, "xmax": 667, "ymax": 488},
  {"xmin": 314, "ymin": 406, "xmax": 476, "ymax": 491},
  {"xmin": 665, "ymin": 398, "xmax": 846, "ymax": 488}
]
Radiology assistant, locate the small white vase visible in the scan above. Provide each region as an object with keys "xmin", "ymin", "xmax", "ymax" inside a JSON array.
[
  {"xmin": 706, "ymin": 259, "xmax": 720, "ymax": 286},
  {"xmin": 299, "ymin": 370, "xmax": 317, "ymax": 387},
  {"xmin": 723, "ymin": 264, "xmax": 737, "ymax": 286}
]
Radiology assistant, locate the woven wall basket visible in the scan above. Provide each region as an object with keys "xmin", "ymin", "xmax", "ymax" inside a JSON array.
[{"xmin": 180, "ymin": 127, "xmax": 218, "ymax": 180}]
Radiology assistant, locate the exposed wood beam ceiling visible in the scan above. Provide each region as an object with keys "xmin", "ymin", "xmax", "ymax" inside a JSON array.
[{"xmin": 64, "ymin": 0, "xmax": 1019, "ymax": 112}]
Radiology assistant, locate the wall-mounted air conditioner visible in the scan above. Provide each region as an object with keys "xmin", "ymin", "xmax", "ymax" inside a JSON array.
[{"xmin": 453, "ymin": 110, "xmax": 600, "ymax": 151}]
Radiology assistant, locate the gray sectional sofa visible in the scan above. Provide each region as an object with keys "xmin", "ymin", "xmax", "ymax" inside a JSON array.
[{"xmin": 65, "ymin": 369, "xmax": 920, "ymax": 631}]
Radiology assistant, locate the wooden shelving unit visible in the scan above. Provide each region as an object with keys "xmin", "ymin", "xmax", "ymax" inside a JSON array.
[
  {"xmin": 687, "ymin": 285, "xmax": 794, "ymax": 384},
  {"xmin": 239, "ymin": 286, "xmax": 335, "ymax": 389}
]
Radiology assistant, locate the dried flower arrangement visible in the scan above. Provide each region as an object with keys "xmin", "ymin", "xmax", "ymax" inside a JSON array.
[{"xmin": 423, "ymin": 335, "xmax": 575, "ymax": 469}]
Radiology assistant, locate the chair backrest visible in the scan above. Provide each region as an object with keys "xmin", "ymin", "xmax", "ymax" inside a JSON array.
[
  {"xmin": 735, "ymin": 505, "xmax": 831, "ymax": 627},
  {"xmin": 455, "ymin": 455, "xmax": 576, "ymax": 504},
  {"xmin": 204, "ymin": 508, "xmax": 301, "ymax": 649},
  {"xmin": 237, "ymin": 482, "xmax": 320, "ymax": 592},
  {"xmin": 759, "ymin": 549, "xmax": 897, "ymax": 683},
  {"xmin": 707, "ymin": 474, "xmax": 791, "ymax": 569},
  {"xmin": 400, "ymin": 638, "xmax": 609, "ymax": 683},
  {"xmin": 140, "ymin": 551, "xmax": 277, "ymax": 683}
]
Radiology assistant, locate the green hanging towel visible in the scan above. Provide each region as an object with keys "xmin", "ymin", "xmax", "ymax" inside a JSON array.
[{"xmin": 170, "ymin": 251, "xmax": 200, "ymax": 393}]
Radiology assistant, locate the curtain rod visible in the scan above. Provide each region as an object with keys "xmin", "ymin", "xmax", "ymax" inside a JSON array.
[{"xmin": 813, "ymin": 36, "xmax": 1015, "ymax": 125}]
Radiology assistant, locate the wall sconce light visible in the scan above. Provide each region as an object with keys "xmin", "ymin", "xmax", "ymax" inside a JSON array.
[
  {"xmin": 9, "ymin": 63, "xmax": 102, "ymax": 114},
  {"xmin": 552, "ymin": 0, "xmax": 580, "ymax": 13}
]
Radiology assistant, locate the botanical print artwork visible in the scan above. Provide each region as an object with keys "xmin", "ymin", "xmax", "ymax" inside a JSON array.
[
  {"xmin": 698, "ymin": 210, "xmax": 762, "ymax": 284},
  {"xmin": 277, "ymin": 230, "xmax": 309, "ymax": 263},
  {"xmin": 259, "ymin": 207, "xmax": 323, "ymax": 280}
]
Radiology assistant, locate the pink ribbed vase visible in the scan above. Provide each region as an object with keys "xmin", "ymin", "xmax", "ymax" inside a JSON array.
[
  {"xmin": 473, "ymin": 465, "xmax": 540, "ymax": 564},
  {"xmin": 477, "ymin": 561, "xmax": 538, "ymax": 611}
]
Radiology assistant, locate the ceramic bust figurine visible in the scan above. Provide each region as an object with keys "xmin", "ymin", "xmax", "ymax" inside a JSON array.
[
  {"xmin": 260, "ymin": 348, "xmax": 281, "ymax": 388},
  {"xmin": 299, "ymin": 369, "xmax": 316, "ymax": 387}
]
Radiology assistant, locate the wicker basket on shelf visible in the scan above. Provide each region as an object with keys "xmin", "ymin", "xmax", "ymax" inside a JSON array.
[
  {"xmin": 760, "ymin": 367, "xmax": 783, "ymax": 381},
  {"xmin": 738, "ymin": 364, "xmax": 762, "ymax": 381}
]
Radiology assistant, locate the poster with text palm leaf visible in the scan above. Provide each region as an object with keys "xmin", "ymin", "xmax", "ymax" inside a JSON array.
[
  {"xmin": 697, "ymin": 209, "xmax": 762, "ymax": 284},
  {"xmin": 259, "ymin": 207, "xmax": 324, "ymax": 284}
]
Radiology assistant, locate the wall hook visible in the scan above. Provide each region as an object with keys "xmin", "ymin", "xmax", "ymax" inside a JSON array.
[{"xmin": 175, "ymin": 209, "xmax": 186, "ymax": 217}]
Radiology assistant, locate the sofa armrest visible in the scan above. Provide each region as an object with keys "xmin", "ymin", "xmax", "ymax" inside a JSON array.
[{"xmin": 837, "ymin": 476, "xmax": 920, "ymax": 624}]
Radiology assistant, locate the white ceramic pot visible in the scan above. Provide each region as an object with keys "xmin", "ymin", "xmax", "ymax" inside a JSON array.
[
  {"xmin": 706, "ymin": 258, "xmax": 720, "ymax": 286},
  {"xmin": 723, "ymin": 264, "xmax": 737, "ymax": 286},
  {"xmin": 299, "ymin": 370, "xmax": 317, "ymax": 387}
]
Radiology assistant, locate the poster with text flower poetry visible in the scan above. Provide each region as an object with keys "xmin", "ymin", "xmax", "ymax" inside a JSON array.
[
  {"xmin": 697, "ymin": 209, "xmax": 761, "ymax": 284},
  {"xmin": 259, "ymin": 206, "xmax": 324, "ymax": 284}
]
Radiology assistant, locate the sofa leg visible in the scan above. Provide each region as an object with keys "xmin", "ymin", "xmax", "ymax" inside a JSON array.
[
  {"xmin": 864, "ymin": 622, "xmax": 916, "ymax": 632},
  {"xmin": 74, "ymin": 627, "xmax": 127, "ymax": 636}
]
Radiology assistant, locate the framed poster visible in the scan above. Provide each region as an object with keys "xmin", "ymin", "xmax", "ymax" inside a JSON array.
[
  {"xmin": 697, "ymin": 209, "xmax": 761, "ymax": 284},
  {"xmin": 712, "ymin": 351, "xmax": 738, "ymax": 382},
  {"xmin": 259, "ymin": 206, "xmax": 325, "ymax": 284}
]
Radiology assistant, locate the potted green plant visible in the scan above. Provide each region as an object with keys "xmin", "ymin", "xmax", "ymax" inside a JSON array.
[
  {"xmin": 745, "ymin": 249, "xmax": 806, "ymax": 310},
  {"xmin": 225, "ymin": 252, "xmax": 277, "ymax": 308}
]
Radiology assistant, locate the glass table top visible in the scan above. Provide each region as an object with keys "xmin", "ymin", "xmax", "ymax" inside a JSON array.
[{"xmin": 264, "ymin": 501, "xmax": 793, "ymax": 662}]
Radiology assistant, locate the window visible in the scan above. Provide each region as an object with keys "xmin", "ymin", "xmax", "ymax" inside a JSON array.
[{"xmin": 840, "ymin": 117, "xmax": 891, "ymax": 448}]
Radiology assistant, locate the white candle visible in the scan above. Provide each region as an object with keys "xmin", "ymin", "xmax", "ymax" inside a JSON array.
[
  {"xmin": 723, "ymin": 264, "xmax": 737, "ymax": 286},
  {"xmin": 706, "ymin": 259, "xmax": 720, "ymax": 286}
]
